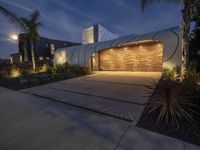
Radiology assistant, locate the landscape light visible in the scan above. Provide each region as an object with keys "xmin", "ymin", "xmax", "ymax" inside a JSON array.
[{"xmin": 197, "ymin": 80, "xmax": 200, "ymax": 86}]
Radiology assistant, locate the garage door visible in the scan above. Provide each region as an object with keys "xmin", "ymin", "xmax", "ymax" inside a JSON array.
[{"xmin": 99, "ymin": 42, "xmax": 163, "ymax": 72}]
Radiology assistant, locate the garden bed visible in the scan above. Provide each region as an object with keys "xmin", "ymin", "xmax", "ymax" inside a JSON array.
[
  {"xmin": 137, "ymin": 76, "xmax": 200, "ymax": 146},
  {"xmin": 0, "ymin": 63, "xmax": 90, "ymax": 90},
  {"xmin": 0, "ymin": 72, "xmax": 80, "ymax": 90}
]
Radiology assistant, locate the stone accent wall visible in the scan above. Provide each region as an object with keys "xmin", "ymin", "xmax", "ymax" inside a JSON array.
[{"xmin": 99, "ymin": 43, "xmax": 163, "ymax": 72}]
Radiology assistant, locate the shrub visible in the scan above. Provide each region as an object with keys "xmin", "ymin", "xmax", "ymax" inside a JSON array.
[
  {"xmin": 53, "ymin": 62, "xmax": 69, "ymax": 74},
  {"xmin": 69, "ymin": 64, "xmax": 90, "ymax": 75},
  {"xmin": 188, "ymin": 60, "xmax": 198, "ymax": 72},
  {"xmin": 0, "ymin": 70, "xmax": 9, "ymax": 79},
  {"xmin": 60, "ymin": 72, "xmax": 76, "ymax": 78},
  {"xmin": 163, "ymin": 67, "xmax": 180, "ymax": 81},
  {"xmin": 39, "ymin": 64, "xmax": 47, "ymax": 73},
  {"xmin": 21, "ymin": 69, "xmax": 30, "ymax": 77},
  {"xmin": 181, "ymin": 70, "xmax": 200, "ymax": 99},
  {"xmin": 37, "ymin": 63, "xmax": 53, "ymax": 73},
  {"xmin": 17, "ymin": 63, "xmax": 33, "ymax": 73},
  {"xmin": 46, "ymin": 65, "xmax": 53, "ymax": 73},
  {"xmin": 82, "ymin": 66, "xmax": 90, "ymax": 75},
  {"xmin": 145, "ymin": 78, "xmax": 198, "ymax": 127},
  {"xmin": 9, "ymin": 65, "xmax": 21, "ymax": 78}
]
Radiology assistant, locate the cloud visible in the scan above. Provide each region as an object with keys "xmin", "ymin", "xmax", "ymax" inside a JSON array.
[
  {"xmin": 112, "ymin": 0, "xmax": 129, "ymax": 7},
  {"xmin": 53, "ymin": 0, "xmax": 102, "ymax": 22},
  {"xmin": 0, "ymin": 0, "xmax": 33, "ymax": 12},
  {"xmin": 40, "ymin": 11, "xmax": 82, "ymax": 41}
]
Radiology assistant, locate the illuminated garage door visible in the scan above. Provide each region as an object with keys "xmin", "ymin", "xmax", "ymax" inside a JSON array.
[{"xmin": 99, "ymin": 41, "xmax": 163, "ymax": 72}]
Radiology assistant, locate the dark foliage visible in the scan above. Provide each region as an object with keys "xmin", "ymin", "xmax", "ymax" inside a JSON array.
[
  {"xmin": 190, "ymin": 1, "xmax": 200, "ymax": 72},
  {"xmin": 69, "ymin": 64, "xmax": 90, "ymax": 75}
]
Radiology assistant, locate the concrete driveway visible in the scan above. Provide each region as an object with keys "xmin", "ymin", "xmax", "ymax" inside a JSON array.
[{"xmin": 21, "ymin": 71, "xmax": 161, "ymax": 124}]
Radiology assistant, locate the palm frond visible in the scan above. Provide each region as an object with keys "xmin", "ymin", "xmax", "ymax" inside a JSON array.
[
  {"xmin": 19, "ymin": 11, "xmax": 42, "ymax": 40},
  {"xmin": 0, "ymin": 6, "xmax": 26, "ymax": 31}
]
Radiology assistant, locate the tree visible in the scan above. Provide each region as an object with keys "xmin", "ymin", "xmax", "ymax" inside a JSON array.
[
  {"xmin": 190, "ymin": 2, "xmax": 200, "ymax": 71},
  {"xmin": 141, "ymin": 0, "xmax": 199, "ymax": 75},
  {"xmin": 0, "ymin": 6, "xmax": 41, "ymax": 71},
  {"xmin": 20, "ymin": 11, "xmax": 41, "ymax": 71}
]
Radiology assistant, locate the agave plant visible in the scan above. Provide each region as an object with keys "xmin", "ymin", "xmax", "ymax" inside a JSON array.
[{"xmin": 145, "ymin": 78, "xmax": 198, "ymax": 127}]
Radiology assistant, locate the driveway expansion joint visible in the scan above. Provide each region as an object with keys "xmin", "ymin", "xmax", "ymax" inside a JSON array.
[
  {"xmin": 81, "ymin": 79, "xmax": 146, "ymax": 87},
  {"xmin": 113, "ymin": 125, "xmax": 131, "ymax": 150},
  {"xmin": 30, "ymin": 93, "xmax": 133, "ymax": 122},
  {"xmin": 51, "ymin": 87, "xmax": 145, "ymax": 106}
]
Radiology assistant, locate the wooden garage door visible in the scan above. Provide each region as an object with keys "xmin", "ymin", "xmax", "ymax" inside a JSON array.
[{"xmin": 99, "ymin": 43, "xmax": 163, "ymax": 72}]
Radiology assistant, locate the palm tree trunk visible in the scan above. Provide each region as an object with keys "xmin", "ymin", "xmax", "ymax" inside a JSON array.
[
  {"xmin": 23, "ymin": 36, "xmax": 28, "ymax": 62},
  {"xmin": 30, "ymin": 40, "xmax": 36, "ymax": 71},
  {"xmin": 181, "ymin": 0, "xmax": 191, "ymax": 75}
]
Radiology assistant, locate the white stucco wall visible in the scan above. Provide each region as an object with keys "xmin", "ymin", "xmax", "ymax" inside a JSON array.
[{"xmin": 55, "ymin": 27, "xmax": 182, "ymax": 70}]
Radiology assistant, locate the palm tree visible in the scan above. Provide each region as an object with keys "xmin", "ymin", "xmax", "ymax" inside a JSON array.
[
  {"xmin": 0, "ymin": 6, "xmax": 41, "ymax": 71},
  {"xmin": 141, "ymin": 0, "xmax": 197, "ymax": 75},
  {"xmin": 20, "ymin": 11, "xmax": 41, "ymax": 71}
]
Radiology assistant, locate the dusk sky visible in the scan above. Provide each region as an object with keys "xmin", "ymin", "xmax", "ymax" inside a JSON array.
[{"xmin": 0, "ymin": 0, "xmax": 182, "ymax": 59}]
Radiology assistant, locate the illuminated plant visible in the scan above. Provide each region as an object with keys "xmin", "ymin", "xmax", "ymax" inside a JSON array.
[
  {"xmin": 163, "ymin": 67, "xmax": 180, "ymax": 81},
  {"xmin": 39, "ymin": 64, "xmax": 48, "ymax": 73},
  {"xmin": 10, "ymin": 67, "xmax": 21, "ymax": 78}
]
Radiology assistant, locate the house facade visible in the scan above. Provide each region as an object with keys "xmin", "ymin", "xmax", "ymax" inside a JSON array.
[{"xmin": 55, "ymin": 25, "xmax": 182, "ymax": 72}]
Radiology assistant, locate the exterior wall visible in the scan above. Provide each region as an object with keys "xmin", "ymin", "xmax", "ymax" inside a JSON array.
[
  {"xmin": 55, "ymin": 27, "xmax": 182, "ymax": 71},
  {"xmin": 54, "ymin": 50, "xmax": 68, "ymax": 65},
  {"xmin": 82, "ymin": 24, "xmax": 118, "ymax": 45},
  {"xmin": 97, "ymin": 24, "xmax": 118, "ymax": 42},
  {"xmin": 99, "ymin": 43, "xmax": 163, "ymax": 72},
  {"xmin": 155, "ymin": 30, "xmax": 182, "ymax": 69},
  {"xmin": 82, "ymin": 26, "xmax": 94, "ymax": 44}
]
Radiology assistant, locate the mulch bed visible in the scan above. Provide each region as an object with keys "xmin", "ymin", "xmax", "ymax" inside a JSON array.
[
  {"xmin": 137, "ymin": 81, "xmax": 200, "ymax": 146},
  {"xmin": 0, "ymin": 73, "xmax": 80, "ymax": 90},
  {"xmin": 137, "ymin": 110, "xmax": 200, "ymax": 146},
  {"xmin": 0, "ymin": 78, "xmax": 59, "ymax": 90}
]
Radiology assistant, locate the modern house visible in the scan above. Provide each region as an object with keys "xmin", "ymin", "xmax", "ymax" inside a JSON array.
[
  {"xmin": 55, "ymin": 25, "xmax": 181, "ymax": 71},
  {"xmin": 10, "ymin": 34, "xmax": 80, "ymax": 64}
]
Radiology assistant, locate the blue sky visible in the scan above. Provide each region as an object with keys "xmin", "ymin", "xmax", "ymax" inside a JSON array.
[{"xmin": 0, "ymin": 0, "xmax": 182, "ymax": 59}]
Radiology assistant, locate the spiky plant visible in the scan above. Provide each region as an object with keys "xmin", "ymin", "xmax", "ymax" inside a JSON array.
[{"xmin": 145, "ymin": 78, "xmax": 198, "ymax": 127}]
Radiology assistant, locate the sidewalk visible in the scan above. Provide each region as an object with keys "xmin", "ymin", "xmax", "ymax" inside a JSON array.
[{"xmin": 0, "ymin": 87, "xmax": 199, "ymax": 150}]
